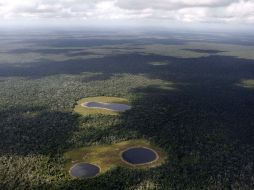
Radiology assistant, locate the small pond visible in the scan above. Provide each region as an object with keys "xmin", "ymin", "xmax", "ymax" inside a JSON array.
[
  {"xmin": 70, "ymin": 163, "xmax": 100, "ymax": 178},
  {"xmin": 122, "ymin": 147, "xmax": 158, "ymax": 165},
  {"xmin": 82, "ymin": 102, "xmax": 131, "ymax": 112}
]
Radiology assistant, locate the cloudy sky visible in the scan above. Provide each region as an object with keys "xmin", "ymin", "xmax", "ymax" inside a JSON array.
[{"xmin": 0, "ymin": 0, "xmax": 254, "ymax": 28}]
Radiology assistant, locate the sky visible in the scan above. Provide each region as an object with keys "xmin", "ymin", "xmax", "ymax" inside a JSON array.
[{"xmin": 0, "ymin": 0, "xmax": 253, "ymax": 29}]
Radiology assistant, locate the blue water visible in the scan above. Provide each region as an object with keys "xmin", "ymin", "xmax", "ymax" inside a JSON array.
[
  {"xmin": 122, "ymin": 147, "xmax": 157, "ymax": 165},
  {"xmin": 82, "ymin": 102, "xmax": 131, "ymax": 112},
  {"xmin": 70, "ymin": 163, "xmax": 100, "ymax": 178}
]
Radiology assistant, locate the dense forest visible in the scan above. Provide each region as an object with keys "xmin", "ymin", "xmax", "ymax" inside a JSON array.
[{"xmin": 0, "ymin": 30, "xmax": 254, "ymax": 189}]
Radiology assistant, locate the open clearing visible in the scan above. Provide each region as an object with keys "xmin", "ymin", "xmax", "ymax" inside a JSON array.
[
  {"xmin": 64, "ymin": 139, "xmax": 167, "ymax": 174},
  {"xmin": 74, "ymin": 96, "xmax": 130, "ymax": 115},
  {"xmin": 237, "ymin": 79, "xmax": 254, "ymax": 89}
]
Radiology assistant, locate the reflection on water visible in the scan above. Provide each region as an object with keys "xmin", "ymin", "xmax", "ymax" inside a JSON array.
[
  {"xmin": 82, "ymin": 101, "xmax": 131, "ymax": 112},
  {"xmin": 122, "ymin": 147, "xmax": 157, "ymax": 165},
  {"xmin": 70, "ymin": 163, "xmax": 100, "ymax": 178}
]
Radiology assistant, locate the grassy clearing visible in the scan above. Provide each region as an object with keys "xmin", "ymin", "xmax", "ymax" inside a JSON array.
[
  {"xmin": 148, "ymin": 61, "xmax": 170, "ymax": 66},
  {"xmin": 237, "ymin": 79, "xmax": 254, "ymax": 89},
  {"xmin": 64, "ymin": 139, "xmax": 167, "ymax": 174},
  {"xmin": 74, "ymin": 96, "xmax": 130, "ymax": 116}
]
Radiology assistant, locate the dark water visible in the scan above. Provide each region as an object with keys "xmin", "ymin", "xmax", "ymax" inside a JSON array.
[
  {"xmin": 82, "ymin": 102, "xmax": 131, "ymax": 112},
  {"xmin": 70, "ymin": 163, "xmax": 100, "ymax": 178},
  {"xmin": 122, "ymin": 147, "xmax": 157, "ymax": 165}
]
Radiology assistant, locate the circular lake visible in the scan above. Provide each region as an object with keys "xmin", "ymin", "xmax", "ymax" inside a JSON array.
[
  {"xmin": 122, "ymin": 147, "xmax": 158, "ymax": 165},
  {"xmin": 70, "ymin": 163, "xmax": 100, "ymax": 178},
  {"xmin": 82, "ymin": 102, "xmax": 131, "ymax": 112}
]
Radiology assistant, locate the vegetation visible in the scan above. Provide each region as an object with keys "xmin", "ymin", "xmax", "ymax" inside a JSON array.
[
  {"xmin": 0, "ymin": 30, "xmax": 254, "ymax": 189},
  {"xmin": 74, "ymin": 96, "xmax": 130, "ymax": 115}
]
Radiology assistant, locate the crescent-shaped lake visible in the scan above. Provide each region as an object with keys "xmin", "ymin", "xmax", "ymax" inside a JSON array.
[{"xmin": 82, "ymin": 102, "xmax": 131, "ymax": 112}]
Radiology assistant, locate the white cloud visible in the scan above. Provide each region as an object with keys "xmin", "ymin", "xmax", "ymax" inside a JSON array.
[
  {"xmin": 0, "ymin": 0, "xmax": 253, "ymax": 24},
  {"xmin": 115, "ymin": 0, "xmax": 238, "ymax": 10}
]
